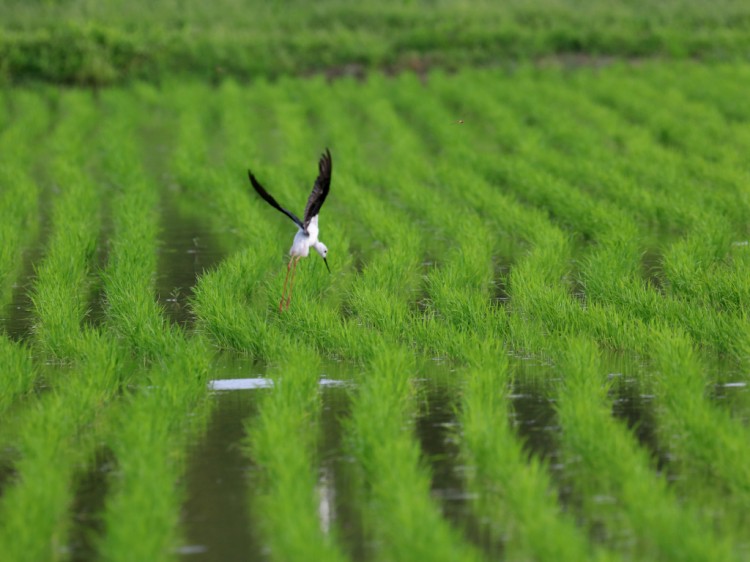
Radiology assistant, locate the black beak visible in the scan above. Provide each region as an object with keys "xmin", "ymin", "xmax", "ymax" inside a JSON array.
[{"xmin": 323, "ymin": 257, "xmax": 331, "ymax": 273}]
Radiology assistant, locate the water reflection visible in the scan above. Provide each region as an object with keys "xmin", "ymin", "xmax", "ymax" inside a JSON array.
[
  {"xmin": 179, "ymin": 354, "xmax": 265, "ymax": 561},
  {"xmin": 157, "ymin": 192, "xmax": 224, "ymax": 327},
  {"xmin": 180, "ymin": 388, "xmax": 263, "ymax": 562},
  {"xmin": 318, "ymin": 384, "xmax": 371, "ymax": 561}
]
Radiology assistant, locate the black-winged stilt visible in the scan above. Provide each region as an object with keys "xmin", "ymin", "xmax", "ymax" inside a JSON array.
[{"xmin": 248, "ymin": 149, "xmax": 332, "ymax": 312}]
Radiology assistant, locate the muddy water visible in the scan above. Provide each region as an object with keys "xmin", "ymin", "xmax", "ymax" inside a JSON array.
[
  {"xmin": 317, "ymin": 382, "xmax": 370, "ymax": 560},
  {"xmin": 180, "ymin": 384, "xmax": 264, "ymax": 561},
  {"xmin": 157, "ymin": 193, "xmax": 225, "ymax": 327},
  {"xmin": 69, "ymin": 448, "xmax": 114, "ymax": 562},
  {"xmin": 179, "ymin": 355, "xmax": 267, "ymax": 561},
  {"xmin": 2, "ymin": 196, "xmax": 54, "ymax": 341}
]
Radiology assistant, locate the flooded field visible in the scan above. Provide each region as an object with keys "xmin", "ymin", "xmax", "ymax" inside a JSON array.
[{"xmin": 1, "ymin": 61, "xmax": 750, "ymax": 561}]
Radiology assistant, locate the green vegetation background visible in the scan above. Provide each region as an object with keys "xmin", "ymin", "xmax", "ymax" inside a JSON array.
[{"xmin": 2, "ymin": 0, "xmax": 750, "ymax": 85}]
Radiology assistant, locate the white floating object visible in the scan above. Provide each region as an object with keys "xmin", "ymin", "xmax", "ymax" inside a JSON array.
[
  {"xmin": 722, "ymin": 382, "xmax": 747, "ymax": 388},
  {"xmin": 209, "ymin": 378, "xmax": 272, "ymax": 390},
  {"xmin": 208, "ymin": 377, "xmax": 347, "ymax": 391}
]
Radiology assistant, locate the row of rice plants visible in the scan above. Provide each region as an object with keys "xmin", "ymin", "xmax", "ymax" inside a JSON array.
[
  {"xmin": 464, "ymin": 65, "xmax": 747, "ymax": 524},
  {"xmin": 0, "ymin": 91, "xmax": 45, "ymax": 309},
  {"xmin": 89, "ymin": 88, "xmax": 214, "ymax": 561},
  {"xmin": 0, "ymin": 89, "xmax": 124, "ymax": 560},
  {"xmin": 436, "ymin": 67, "xmax": 750, "ymax": 543},
  {"xmin": 0, "ymin": 91, "xmax": 48, "ymax": 411},
  {"xmin": 352, "ymin": 66, "xmax": 750, "ymax": 552},
  {"xmin": 246, "ymin": 346, "xmax": 348, "ymax": 561}
]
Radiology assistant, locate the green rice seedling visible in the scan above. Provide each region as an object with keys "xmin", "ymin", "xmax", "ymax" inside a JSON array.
[
  {"xmin": 245, "ymin": 344, "xmax": 348, "ymax": 562},
  {"xmin": 660, "ymin": 216, "xmax": 747, "ymax": 311},
  {"xmin": 460, "ymin": 347, "xmax": 609, "ymax": 561},
  {"xmin": 0, "ymin": 337, "xmax": 122, "ymax": 561},
  {"xmin": 97, "ymin": 339, "xmax": 212, "ymax": 562},
  {"xmin": 555, "ymin": 337, "xmax": 735, "ymax": 561},
  {"xmin": 96, "ymin": 90, "xmax": 177, "ymax": 358},
  {"xmin": 28, "ymin": 93, "xmax": 101, "ymax": 360},
  {"xmin": 0, "ymin": 336, "xmax": 35, "ymax": 413},
  {"xmin": 649, "ymin": 329, "xmax": 750, "ymax": 525},
  {"xmin": 654, "ymin": 63, "xmax": 750, "ymax": 123},
  {"xmin": 0, "ymin": 91, "xmax": 47, "ymax": 311},
  {"xmin": 442, "ymin": 69, "xmax": 746, "ymax": 359},
  {"xmin": 346, "ymin": 344, "xmax": 484, "ymax": 562}
]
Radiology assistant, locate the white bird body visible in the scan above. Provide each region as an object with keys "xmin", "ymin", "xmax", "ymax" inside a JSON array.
[
  {"xmin": 290, "ymin": 215, "xmax": 319, "ymax": 257},
  {"xmin": 248, "ymin": 149, "xmax": 332, "ymax": 311},
  {"xmin": 290, "ymin": 216, "xmax": 330, "ymax": 262}
]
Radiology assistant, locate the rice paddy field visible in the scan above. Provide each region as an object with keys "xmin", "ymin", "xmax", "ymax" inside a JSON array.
[{"xmin": 1, "ymin": 2, "xmax": 750, "ymax": 561}]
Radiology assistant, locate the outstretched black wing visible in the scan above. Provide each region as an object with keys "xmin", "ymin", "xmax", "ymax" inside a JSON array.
[
  {"xmin": 302, "ymin": 148, "xmax": 332, "ymax": 230},
  {"xmin": 248, "ymin": 171, "xmax": 305, "ymax": 231}
]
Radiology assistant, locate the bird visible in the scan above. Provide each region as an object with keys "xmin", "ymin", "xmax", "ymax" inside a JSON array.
[{"xmin": 248, "ymin": 149, "xmax": 332, "ymax": 312}]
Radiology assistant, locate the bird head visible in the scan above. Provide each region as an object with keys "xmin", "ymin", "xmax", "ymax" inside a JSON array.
[{"xmin": 313, "ymin": 241, "xmax": 330, "ymax": 273}]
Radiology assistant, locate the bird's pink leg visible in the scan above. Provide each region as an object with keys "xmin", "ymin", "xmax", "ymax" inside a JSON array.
[
  {"xmin": 279, "ymin": 256, "xmax": 294, "ymax": 313},
  {"xmin": 285, "ymin": 256, "xmax": 301, "ymax": 310}
]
